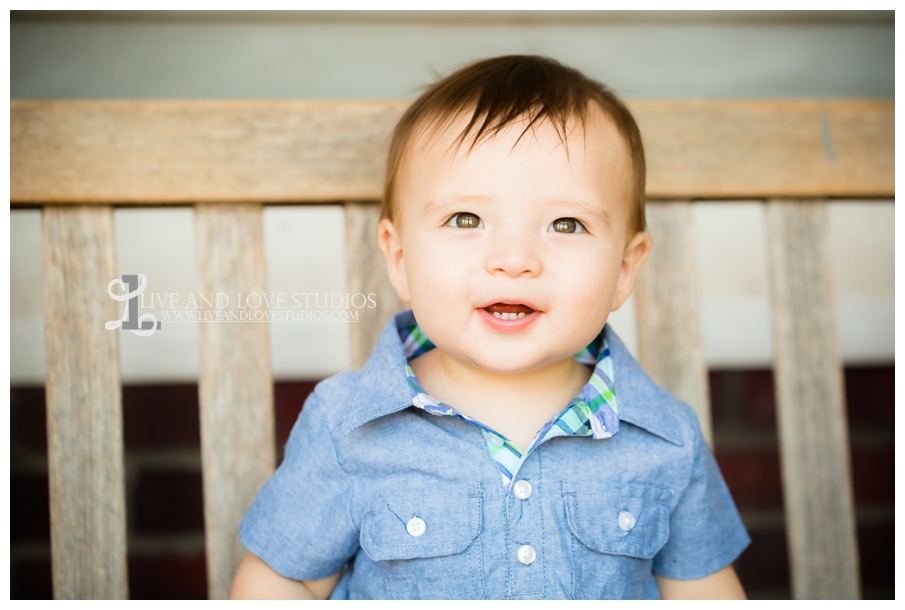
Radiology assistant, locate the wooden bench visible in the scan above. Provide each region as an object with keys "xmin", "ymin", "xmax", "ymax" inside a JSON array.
[{"xmin": 10, "ymin": 99, "xmax": 893, "ymax": 599}]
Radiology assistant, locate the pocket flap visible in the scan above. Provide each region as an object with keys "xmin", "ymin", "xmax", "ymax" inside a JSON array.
[
  {"xmin": 563, "ymin": 481, "xmax": 672, "ymax": 559},
  {"xmin": 361, "ymin": 483, "xmax": 483, "ymax": 562}
]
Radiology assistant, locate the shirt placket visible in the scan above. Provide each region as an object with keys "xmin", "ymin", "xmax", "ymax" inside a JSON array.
[{"xmin": 505, "ymin": 453, "xmax": 545, "ymax": 599}]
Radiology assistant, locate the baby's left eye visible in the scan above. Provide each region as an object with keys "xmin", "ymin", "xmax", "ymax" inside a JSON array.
[{"xmin": 548, "ymin": 218, "xmax": 587, "ymax": 233}]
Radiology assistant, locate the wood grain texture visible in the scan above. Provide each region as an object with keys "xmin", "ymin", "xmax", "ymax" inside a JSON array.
[
  {"xmin": 634, "ymin": 202, "xmax": 712, "ymax": 446},
  {"xmin": 42, "ymin": 206, "xmax": 128, "ymax": 599},
  {"xmin": 195, "ymin": 203, "xmax": 276, "ymax": 600},
  {"xmin": 766, "ymin": 200, "xmax": 860, "ymax": 599},
  {"xmin": 11, "ymin": 100, "xmax": 407, "ymax": 204},
  {"xmin": 637, "ymin": 100, "xmax": 893, "ymax": 198},
  {"xmin": 10, "ymin": 99, "xmax": 893, "ymax": 205},
  {"xmin": 344, "ymin": 202, "xmax": 407, "ymax": 369}
]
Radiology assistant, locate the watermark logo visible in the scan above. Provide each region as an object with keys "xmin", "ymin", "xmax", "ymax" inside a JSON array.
[
  {"xmin": 105, "ymin": 273, "xmax": 376, "ymax": 337},
  {"xmin": 105, "ymin": 274, "xmax": 161, "ymax": 336}
]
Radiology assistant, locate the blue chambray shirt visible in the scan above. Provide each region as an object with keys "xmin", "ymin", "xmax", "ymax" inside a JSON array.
[{"xmin": 239, "ymin": 310, "xmax": 750, "ymax": 599}]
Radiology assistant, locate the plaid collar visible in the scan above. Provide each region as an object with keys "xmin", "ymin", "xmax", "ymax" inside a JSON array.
[{"xmin": 398, "ymin": 316, "xmax": 619, "ymax": 495}]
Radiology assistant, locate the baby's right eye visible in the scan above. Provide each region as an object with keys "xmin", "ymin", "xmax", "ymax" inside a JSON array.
[{"xmin": 445, "ymin": 213, "xmax": 484, "ymax": 229}]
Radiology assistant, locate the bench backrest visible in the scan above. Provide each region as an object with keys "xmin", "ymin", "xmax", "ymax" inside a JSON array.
[{"xmin": 11, "ymin": 99, "xmax": 893, "ymax": 599}]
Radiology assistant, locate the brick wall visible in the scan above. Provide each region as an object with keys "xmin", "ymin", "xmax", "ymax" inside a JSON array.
[
  {"xmin": 710, "ymin": 367, "xmax": 895, "ymax": 599},
  {"xmin": 9, "ymin": 368, "xmax": 894, "ymax": 599}
]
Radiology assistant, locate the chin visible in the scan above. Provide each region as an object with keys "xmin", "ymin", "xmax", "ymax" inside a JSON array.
[{"xmin": 460, "ymin": 349, "xmax": 550, "ymax": 375}]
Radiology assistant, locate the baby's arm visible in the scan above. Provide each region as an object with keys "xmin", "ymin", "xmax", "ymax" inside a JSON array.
[
  {"xmin": 229, "ymin": 551, "xmax": 341, "ymax": 600},
  {"xmin": 656, "ymin": 565, "xmax": 746, "ymax": 600},
  {"xmin": 236, "ymin": 391, "xmax": 357, "ymax": 599}
]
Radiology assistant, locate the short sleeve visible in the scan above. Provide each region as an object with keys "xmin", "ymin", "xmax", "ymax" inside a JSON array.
[
  {"xmin": 239, "ymin": 391, "xmax": 359, "ymax": 581},
  {"xmin": 652, "ymin": 412, "xmax": 751, "ymax": 580}
]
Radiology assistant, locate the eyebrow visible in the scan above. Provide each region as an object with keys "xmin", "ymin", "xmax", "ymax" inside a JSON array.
[{"xmin": 420, "ymin": 194, "xmax": 493, "ymax": 219}]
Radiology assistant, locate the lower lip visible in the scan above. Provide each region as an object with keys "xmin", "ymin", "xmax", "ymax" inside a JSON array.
[{"xmin": 478, "ymin": 308, "xmax": 540, "ymax": 333}]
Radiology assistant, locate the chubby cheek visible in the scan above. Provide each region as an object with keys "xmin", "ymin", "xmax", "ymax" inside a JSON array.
[
  {"xmin": 403, "ymin": 234, "xmax": 476, "ymax": 310},
  {"xmin": 553, "ymin": 248, "xmax": 621, "ymax": 321},
  {"xmin": 570, "ymin": 275, "xmax": 616, "ymax": 322}
]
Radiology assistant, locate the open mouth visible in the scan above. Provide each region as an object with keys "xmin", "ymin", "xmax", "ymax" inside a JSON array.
[{"xmin": 483, "ymin": 303, "xmax": 536, "ymax": 320}]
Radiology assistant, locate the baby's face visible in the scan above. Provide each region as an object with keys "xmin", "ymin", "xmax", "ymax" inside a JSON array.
[{"xmin": 379, "ymin": 105, "xmax": 648, "ymax": 375}]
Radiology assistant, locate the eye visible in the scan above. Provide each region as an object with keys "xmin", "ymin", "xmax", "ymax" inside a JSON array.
[
  {"xmin": 445, "ymin": 213, "xmax": 484, "ymax": 229},
  {"xmin": 548, "ymin": 218, "xmax": 587, "ymax": 233}
]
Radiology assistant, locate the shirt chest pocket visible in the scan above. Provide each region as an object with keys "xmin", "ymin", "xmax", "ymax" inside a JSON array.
[
  {"xmin": 562, "ymin": 481, "xmax": 673, "ymax": 599},
  {"xmin": 359, "ymin": 483, "xmax": 485, "ymax": 599}
]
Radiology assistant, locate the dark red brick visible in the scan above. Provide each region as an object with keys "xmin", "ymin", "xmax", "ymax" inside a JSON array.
[
  {"xmin": 10, "ymin": 557, "xmax": 52, "ymax": 600},
  {"xmin": 714, "ymin": 450, "xmax": 784, "ymax": 509},
  {"xmin": 709, "ymin": 370, "xmax": 777, "ymax": 432},
  {"xmin": 844, "ymin": 367, "xmax": 894, "ymax": 430},
  {"xmin": 733, "ymin": 520, "xmax": 894, "ymax": 599},
  {"xmin": 10, "ymin": 386, "xmax": 47, "ymax": 454},
  {"xmin": 128, "ymin": 551, "xmax": 208, "ymax": 600},
  {"xmin": 857, "ymin": 521, "xmax": 894, "ymax": 588},
  {"xmin": 123, "ymin": 384, "xmax": 200, "ymax": 449},
  {"xmin": 10, "ymin": 473, "xmax": 50, "ymax": 544},
  {"xmin": 736, "ymin": 370, "xmax": 777, "ymax": 430},
  {"xmin": 851, "ymin": 447, "xmax": 895, "ymax": 505},
  {"xmin": 708, "ymin": 370, "xmax": 741, "ymax": 429},
  {"xmin": 274, "ymin": 381, "xmax": 317, "ymax": 445},
  {"xmin": 132, "ymin": 470, "xmax": 204, "ymax": 533},
  {"xmin": 732, "ymin": 527, "xmax": 790, "ymax": 591}
]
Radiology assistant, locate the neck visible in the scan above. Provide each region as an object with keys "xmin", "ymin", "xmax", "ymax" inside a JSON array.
[
  {"xmin": 409, "ymin": 345, "xmax": 595, "ymax": 451},
  {"xmin": 422, "ymin": 346, "xmax": 592, "ymax": 408}
]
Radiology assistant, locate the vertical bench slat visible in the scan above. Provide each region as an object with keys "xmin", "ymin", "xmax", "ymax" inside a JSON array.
[
  {"xmin": 766, "ymin": 200, "xmax": 860, "ymax": 599},
  {"xmin": 195, "ymin": 203, "xmax": 276, "ymax": 600},
  {"xmin": 634, "ymin": 201, "xmax": 713, "ymax": 445},
  {"xmin": 42, "ymin": 206, "xmax": 128, "ymax": 599},
  {"xmin": 344, "ymin": 202, "xmax": 406, "ymax": 369}
]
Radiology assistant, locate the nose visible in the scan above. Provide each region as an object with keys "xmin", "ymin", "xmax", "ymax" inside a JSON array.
[{"xmin": 484, "ymin": 228, "xmax": 543, "ymax": 278}]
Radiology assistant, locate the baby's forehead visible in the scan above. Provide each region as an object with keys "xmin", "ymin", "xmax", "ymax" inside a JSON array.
[
  {"xmin": 391, "ymin": 109, "xmax": 635, "ymax": 231},
  {"xmin": 408, "ymin": 102, "xmax": 625, "ymax": 161}
]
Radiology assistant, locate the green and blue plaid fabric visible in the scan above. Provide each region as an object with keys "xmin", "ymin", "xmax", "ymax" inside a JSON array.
[{"xmin": 400, "ymin": 318, "xmax": 620, "ymax": 495}]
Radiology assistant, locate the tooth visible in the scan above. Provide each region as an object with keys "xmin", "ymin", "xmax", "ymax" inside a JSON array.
[
  {"xmin": 517, "ymin": 312, "xmax": 526, "ymax": 318},
  {"xmin": 493, "ymin": 311, "xmax": 502, "ymax": 319}
]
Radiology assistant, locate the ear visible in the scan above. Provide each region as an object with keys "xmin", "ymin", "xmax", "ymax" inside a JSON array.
[
  {"xmin": 610, "ymin": 230, "xmax": 652, "ymax": 312},
  {"xmin": 376, "ymin": 218, "xmax": 411, "ymax": 303}
]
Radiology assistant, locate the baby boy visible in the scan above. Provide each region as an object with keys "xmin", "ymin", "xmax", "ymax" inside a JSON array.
[{"xmin": 231, "ymin": 55, "xmax": 750, "ymax": 600}]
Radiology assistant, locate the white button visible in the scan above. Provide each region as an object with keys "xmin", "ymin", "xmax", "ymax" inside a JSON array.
[
  {"xmin": 406, "ymin": 517, "xmax": 426, "ymax": 537},
  {"xmin": 516, "ymin": 544, "xmax": 536, "ymax": 565},
  {"xmin": 488, "ymin": 434, "xmax": 504, "ymax": 447},
  {"xmin": 618, "ymin": 511, "xmax": 635, "ymax": 531},
  {"xmin": 512, "ymin": 480, "xmax": 532, "ymax": 500}
]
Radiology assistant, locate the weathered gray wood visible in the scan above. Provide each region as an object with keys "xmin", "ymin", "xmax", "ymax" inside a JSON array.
[
  {"xmin": 11, "ymin": 100, "xmax": 893, "ymax": 205},
  {"xmin": 11, "ymin": 100, "xmax": 407, "ymax": 205},
  {"xmin": 634, "ymin": 201, "xmax": 712, "ymax": 446},
  {"xmin": 766, "ymin": 199, "xmax": 860, "ymax": 599},
  {"xmin": 635, "ymin": 100, "xmax": 893, "ymax": 199},
  {"xmin": 344, "ymin": 202, "xmax": 407, "ymax": 369},
  {"xmin": 41, "ymin": 206, "xmax": 128, "ymax": 599},
  {"xmin": 195, "ymin": 203, "xmax": 276, "ymax": 600}
]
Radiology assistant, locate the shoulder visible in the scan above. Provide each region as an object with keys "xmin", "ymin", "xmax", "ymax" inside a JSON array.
[
  {"xmin": 299, "ymin": 312, "xmax": 416, "ymax": 437},
  {"xmin": 659, "ymin": 388, "xmax": 706, "ymax": 450},
  {"xmin": 616, "ymin": 378, "xmax": 704, "ymax": 454},
  {"xmin": 604, "ymin": 324, "xmax": 705, "ymax": 452},
  {"xmin": 616, "ymin": 386, "xmax": 706, "ymax": 494},
  {"xmin": 299, "ymin": 360, "xmax": 412, "ymax": 440},
  {"xmin": 302, "ymin": 370, "xmax": 362, "ymax": 432}
]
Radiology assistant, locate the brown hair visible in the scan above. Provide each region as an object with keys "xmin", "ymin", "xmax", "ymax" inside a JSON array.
[{"xmin": 381, "ymin": 54, "xmax": 646, "ymax": 233}]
